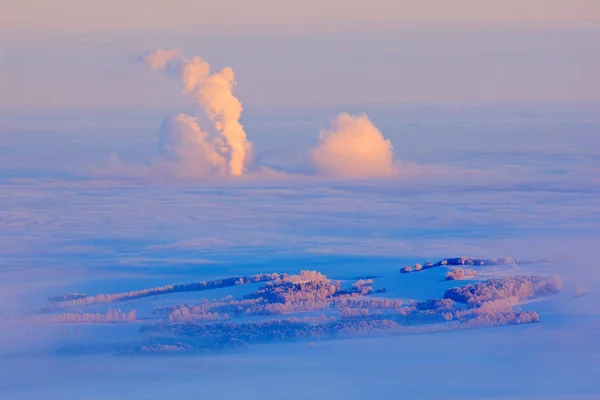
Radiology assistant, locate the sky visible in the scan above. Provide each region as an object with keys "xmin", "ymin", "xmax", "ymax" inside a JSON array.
[
  {"xmin": 1, "ymin": 1, "xmax": 599, "ymax": 108},
  {"xmin": 2, "ymin": 0, "xmax": 600, "ymax": 33}
]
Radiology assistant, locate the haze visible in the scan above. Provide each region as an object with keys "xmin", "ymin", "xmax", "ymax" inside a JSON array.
[
  {"xmin": 3, "ymin": 0, "xmax": 600, "ymax": 32},
  {"xmin": 0, "ymin": 1, "xmax": 598, "ymax": 399}
]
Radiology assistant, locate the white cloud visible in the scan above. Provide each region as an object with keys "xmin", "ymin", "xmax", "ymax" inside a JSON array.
[{"xmin": 312, "ymin": 113, "xmax": 399, "ymax": 178}]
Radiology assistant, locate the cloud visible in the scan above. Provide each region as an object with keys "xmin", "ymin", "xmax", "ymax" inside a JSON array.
[
  {"xmin": 158, "ymin": 114, "xmax": 228, "ymax": 177},
  {"xmin": 118, "ymin": 50, "xmax": 461, "ymax": 182},
  {"xmin": 141, "ymin": 48, "xmax": 182, "ymax": 71},
  {"xmin": 143, "ymin": 49, "xmax": 252, "ymax": 177},
  {"xmin": 312, "ymin": 113, "xmax": 399, "ymax": 178}
]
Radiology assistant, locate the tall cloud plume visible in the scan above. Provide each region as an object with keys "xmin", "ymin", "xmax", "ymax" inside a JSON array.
[
  {"xmin": 312, "ymin": 113, "xmax": 399, "ymax": 178},
  {"xmin": 158, "ymin": 114, "xmax": 228, "ymax": 177},
  {"xmin": 143, "ymin": 49, "xmax": 252, "ymax": 177}
]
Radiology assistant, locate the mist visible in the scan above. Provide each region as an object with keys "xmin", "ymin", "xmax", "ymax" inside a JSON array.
[{"xmin": 0, "ymin": 7, "xmax": 599, "ymax": 400}]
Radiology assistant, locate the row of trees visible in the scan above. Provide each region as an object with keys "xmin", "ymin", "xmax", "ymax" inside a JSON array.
[
  {"xmin": 15, "ymin": 308, "xmax": 136, "ymax": 325},
  {"xmin": 167, "ymin": 308, "xmax": 227, "ymax": 323},
  {"xmin": 158, "ymin": 271, "xmax": 385, "ymax": 321},
  {"xmin": 248, "ymin": 270, "xmax": 340, "ymax": 304},
  {"xmin": 145, "ymin": 294, "xmax": 542, "ymax": 353},
  {"xmin": 401, "ymin": 257, "xmax": 517, "ymax": 275},
  {"xmin": 49, "ymin": 273, "xmax": 282, "ymax": 309},
  {"xmin": 133, "ymin": 272, "xmax": 562, "ymax": 353},
  {"xmin": 444, "ymin": 275, "xmax": 563, "ymax": 306},
  {"xmin": 444, "ymin": 268, "xmax": 478, "ymax": 281},
  {"xmin": 460, "ymin": 310, "xmax": 540, "ymax": 328},
  {"xmin": 161, "ymin": 271, "xmax": 342, "ymax": 319},
  {"xmin": 332, "ymin": 298, "xmax": 404, "ymax": 310},
  {"xmin": 128, "ymin": 271, "xmax": 562, "ymax": 354},
  {"xmin": 48, "ymin": 292, "xmax": 87, "ymax": 303},
  {"xmin": 144, "ymin": 316, "xmax": 403, "ymax": 347}
]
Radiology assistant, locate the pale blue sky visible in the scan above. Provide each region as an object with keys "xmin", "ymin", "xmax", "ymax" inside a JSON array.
[{"xmin": 0, "ymin": 1, "xmax": 599, "ymax": 108}]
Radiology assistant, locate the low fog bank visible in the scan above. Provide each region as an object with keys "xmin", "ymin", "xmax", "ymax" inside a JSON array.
[
  {"xmin": 2, "ymin": 97, "xmax": 599, "ymax": 186},
  {"xmin": 1, "ymin": 332, "xmax": 598, "ymax": 400},
  {"xmin": 1, "ymin": 100, "xmax": 599, "ymax": 397},
  {"xmin": 0, "ymin": 226, "xmax": 598, "ymax": 398}
]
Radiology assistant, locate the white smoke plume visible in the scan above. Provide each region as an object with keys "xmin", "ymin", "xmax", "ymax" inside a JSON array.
[
  {"xmin": 143, "ymin": 49, "xmax": 252, "ymax": 177},
  {"xmin": 142, "ymin": 49, "xmax": 182, "ymax": 71},
  {"xmin": 139, "ymin": 50, "xmax": 406, "ymax": 181},
  {"xmin": 158, "ymin": 114, "xmax": 228, "ymax": 177},
  {"xmin": 312, "ymin": 113, "xmax": 400, "ymax": 178}
]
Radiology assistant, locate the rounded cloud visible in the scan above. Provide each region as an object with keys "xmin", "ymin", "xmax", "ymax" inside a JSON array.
[{"xmin": 311, "ymin": 113, "xmax": 399, "ymax": 178}]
